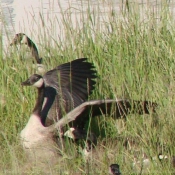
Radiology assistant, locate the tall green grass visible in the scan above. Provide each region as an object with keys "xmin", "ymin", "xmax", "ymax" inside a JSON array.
[{"xmin": 1, "ymin": 1, "xmax": 175, "ymax": 174}]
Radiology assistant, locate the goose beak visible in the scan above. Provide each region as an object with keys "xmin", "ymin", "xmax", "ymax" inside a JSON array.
[{"xmin": 21, "ymin": 79, "xmax": 32, "ymax": 86}]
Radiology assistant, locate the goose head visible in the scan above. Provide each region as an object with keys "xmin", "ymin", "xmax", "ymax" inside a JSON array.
[
  {"xmin": 21, "ymin": 74, "xmax": 44, "ymax": 88},
  {"xmin": 10, "ymin": 33, "xmax": 43, "ymax": 65},
  {"xmin": 109, "ymin": 164, "xmax": 121, "ymax": 175},
  {"xmin": 10, "ymin": 33, "xmax": 27, "ymax": 45}
]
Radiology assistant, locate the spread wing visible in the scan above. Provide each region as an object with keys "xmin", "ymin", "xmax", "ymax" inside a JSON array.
[
  {"xmin": 70, "ymin": 99, "xmax": 157, "ymax": 129},
  {"xmin": 41, "ymin": 58, "xmax": 97, "ymax": 126},
  {"xmin": 49, "ymin": 99, "xmax": 157, "ymax": 130}
]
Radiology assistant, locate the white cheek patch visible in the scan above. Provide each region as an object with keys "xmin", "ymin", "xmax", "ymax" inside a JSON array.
[
  {"xmin": 21, "ymin": 35, "xmax": 28, "ymax": 44},
  {"xmin": 33, "ymin": 78, "xmax": 44, "ymax": 88}
]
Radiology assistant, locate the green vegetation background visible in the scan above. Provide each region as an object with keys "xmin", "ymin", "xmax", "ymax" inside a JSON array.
[{"xmin": 0, "ymin": 1, "xmax": 175, "ymax": 174}]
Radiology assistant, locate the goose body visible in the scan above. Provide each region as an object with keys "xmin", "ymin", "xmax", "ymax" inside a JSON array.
[{"xmin": 20, "ymin": 58, "xmax": 157, "ymax": 168}]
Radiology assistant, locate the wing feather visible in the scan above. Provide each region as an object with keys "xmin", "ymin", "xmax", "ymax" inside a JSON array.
[{"xmin": 42, "ymin": 58, "xmax": 97, "ymax": 126}]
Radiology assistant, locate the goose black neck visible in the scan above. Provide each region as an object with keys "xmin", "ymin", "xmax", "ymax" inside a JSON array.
[
  {"xmin": 32, "ymin": 85, "xmax": 44, "ymax": 116},
  {"xmin": 27, "ymin": 37, "xmax": 42, "ymax": 64}
]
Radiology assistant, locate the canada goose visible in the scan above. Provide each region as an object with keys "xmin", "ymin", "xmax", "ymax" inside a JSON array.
[
  {"xmin": 21, "ymin": 59, "xmax": 157, "ymax": 165},
  {"xmin": 22, "ymin": 58, "xmax": 157, "ymax": 150},
  {"xmin": 10, "ymin": 33, "xmax": 42, "ymax": 64},
  {"xmin": 20, "ymin": 58, "xmax": 97, "ymax": 149}
]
